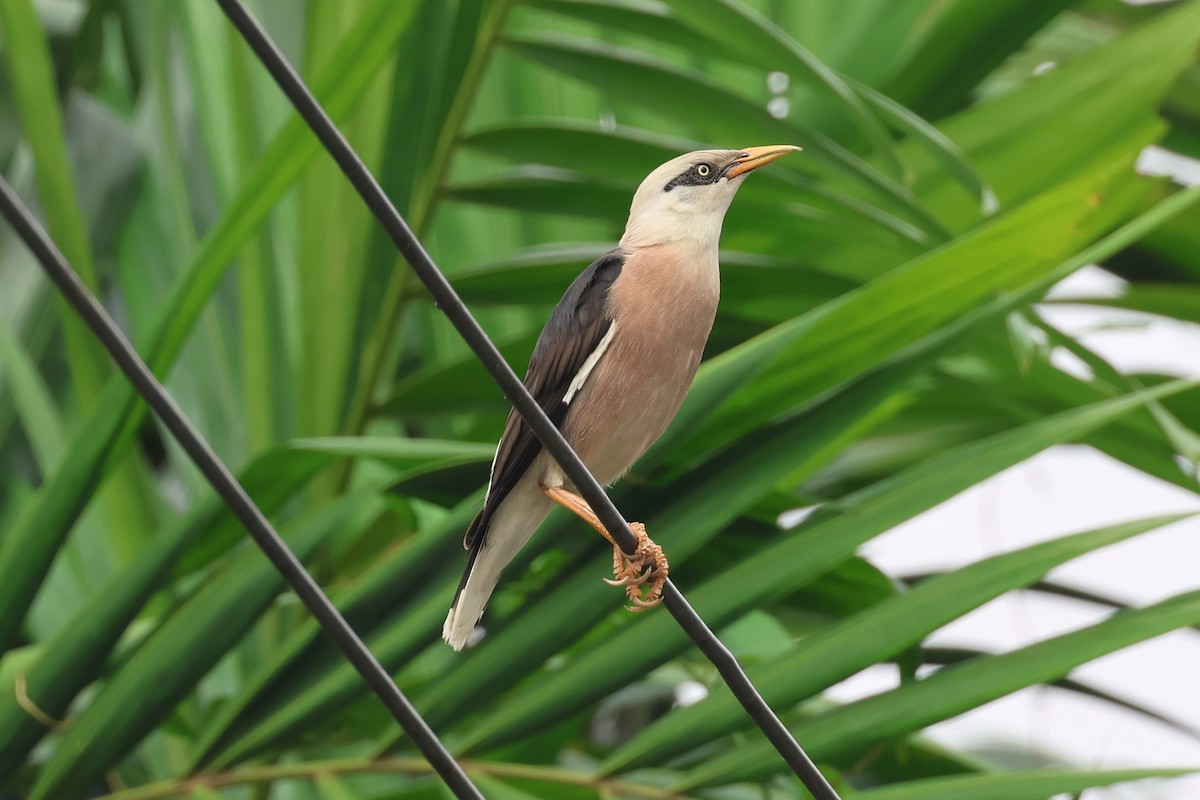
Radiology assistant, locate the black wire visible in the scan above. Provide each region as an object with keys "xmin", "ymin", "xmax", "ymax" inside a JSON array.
[
  {"xmin": 212, "ymin": 2, "xmax": 841, "ymax": 797},
  {"xmin": 0, "ymin": 178, "xmax": 485, "ymax": 800}
]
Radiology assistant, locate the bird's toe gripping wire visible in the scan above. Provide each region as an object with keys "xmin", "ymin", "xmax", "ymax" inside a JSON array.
[
  {"xmin": 603, "ymin": 522, "xmax": 668, "ymax": 610},
  {"xmin": 543, "ymin": 485, "xmax": 669, "ymax": 610}
]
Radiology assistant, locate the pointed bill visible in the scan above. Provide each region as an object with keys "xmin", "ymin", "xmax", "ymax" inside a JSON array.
[{"xmin": 724, "ymin": 144, "xmax": 802, "ymax": 178}]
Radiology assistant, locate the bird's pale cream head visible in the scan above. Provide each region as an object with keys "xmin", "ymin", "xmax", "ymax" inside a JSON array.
[{"xmin": 619, "ymin": 145, "xmax": 800, "ymax": 249}]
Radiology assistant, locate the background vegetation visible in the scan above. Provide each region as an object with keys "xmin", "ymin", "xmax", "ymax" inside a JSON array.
[{"xmin": 2, "ymin": 0, "xmax": 1200, "ymax": 797}]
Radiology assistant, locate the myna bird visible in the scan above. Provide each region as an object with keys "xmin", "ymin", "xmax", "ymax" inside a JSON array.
[{"xmin": 443, "ymin": 145, "xmax": 801, "ymax": 650}]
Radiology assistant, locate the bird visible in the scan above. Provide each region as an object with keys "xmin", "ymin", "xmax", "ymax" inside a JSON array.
[{"xmin": 443, "ymin": 145, "xmax": 801, "ymax": 650}]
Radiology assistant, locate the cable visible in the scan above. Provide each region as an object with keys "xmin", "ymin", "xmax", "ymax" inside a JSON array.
[
  {"xmin": 0, "ymin": 177, "xmax": 485, "ymax": 800},
  {"xmin": 212, "ymin": 2, "xmax": 840, "ymax": 797}
]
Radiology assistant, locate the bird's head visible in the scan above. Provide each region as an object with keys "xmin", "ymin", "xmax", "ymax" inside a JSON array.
[{"xmin": 619, "ymin": 145, "xmax": 800, "ymax": 249}]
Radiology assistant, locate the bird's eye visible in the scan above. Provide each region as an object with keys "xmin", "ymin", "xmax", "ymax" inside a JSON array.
[{"xmin": 695, "ymin": 163, "xmax": 712, "ymax": 177}]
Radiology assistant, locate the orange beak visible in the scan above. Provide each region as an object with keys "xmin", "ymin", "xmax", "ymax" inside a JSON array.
[{"xmin": 724, "ymin": 144, "xmax": 802, "ymax": 178}]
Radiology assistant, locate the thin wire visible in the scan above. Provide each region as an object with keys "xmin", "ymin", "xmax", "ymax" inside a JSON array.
[
  {"xmin": 212, "ymin": 1, "xmax": 840, "ymax": 797},
  {"xmin": 0, "ymin": 178, "xmax": 485, "ymax": 800}
]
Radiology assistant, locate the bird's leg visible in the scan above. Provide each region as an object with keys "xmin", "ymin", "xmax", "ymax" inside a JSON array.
[{"xmin": 542, "ymin": 485, "xmax": 668, "ymax": 610}]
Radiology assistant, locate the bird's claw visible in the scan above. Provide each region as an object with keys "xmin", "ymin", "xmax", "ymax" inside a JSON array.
[
  {"xmin": 605, "ymin": 522, "xmax": 668, "ymax": 611},
  {"xmin": 603, "ymin": 566, "xmax": 661, "ymax": 588},
  {"xmin": 627, "ymin": 595, "xmax": 659, "ymax": 611}
]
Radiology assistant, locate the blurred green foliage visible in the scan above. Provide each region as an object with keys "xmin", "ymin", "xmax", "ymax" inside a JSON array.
[{"xmin": 1, "ymin": 0, "xmax": 1200, "ymax": 797}]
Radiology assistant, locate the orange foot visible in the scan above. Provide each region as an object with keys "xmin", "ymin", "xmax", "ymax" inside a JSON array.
[
  {"xmin": 602, "ymin": 522, "xmax": 668, "ymax": 611},
  {"xmin": 542, "ymin": 485, "xmax": 670, "ymax": 612}
]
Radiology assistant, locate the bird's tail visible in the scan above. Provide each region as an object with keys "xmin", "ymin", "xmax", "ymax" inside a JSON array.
[
  {"xmin": 442, "ymin": 496, "xmax": 550, "ymax": 650},
  {"xmin": 441, "ymin": 525, "xmax": 487, "ymax": 652}
]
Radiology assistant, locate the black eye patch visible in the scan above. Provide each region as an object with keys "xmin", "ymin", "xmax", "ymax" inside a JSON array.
[{"xmin": 663, "ymin": 161, "xmax": 720, "ymax": 192}]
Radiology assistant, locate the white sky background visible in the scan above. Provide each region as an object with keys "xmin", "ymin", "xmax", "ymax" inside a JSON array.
[{"xmin": 832, "ymin": 238, "xmax": 1200, "ymax": 798}]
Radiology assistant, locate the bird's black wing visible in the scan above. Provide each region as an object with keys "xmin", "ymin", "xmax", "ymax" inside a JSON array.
[{"xmin": 464, "ymin": 248, "xmax": 625, "ymax": 549}]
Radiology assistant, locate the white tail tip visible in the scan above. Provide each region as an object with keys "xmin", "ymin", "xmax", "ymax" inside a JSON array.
[{"xmin": 442, "ymin": 606, "xmax": 473, "ymax": 651}]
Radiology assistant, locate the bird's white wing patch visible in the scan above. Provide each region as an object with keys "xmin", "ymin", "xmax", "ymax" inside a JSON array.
[
  {"xmin": 483, "ymin": 440, "xmax": 501, "ymax": 503},
  {"xmin": 483, "ymin": 323, "xmax": 615, "ymax": 503},
  {"xmin": 564, "ymin": 323, "xmax": 616, "ymax": 405}
]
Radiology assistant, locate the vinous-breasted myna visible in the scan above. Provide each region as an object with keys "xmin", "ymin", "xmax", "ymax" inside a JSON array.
[{"xmin": 444, "ymin": 145, "xmax": 801, "ymax": 650}]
